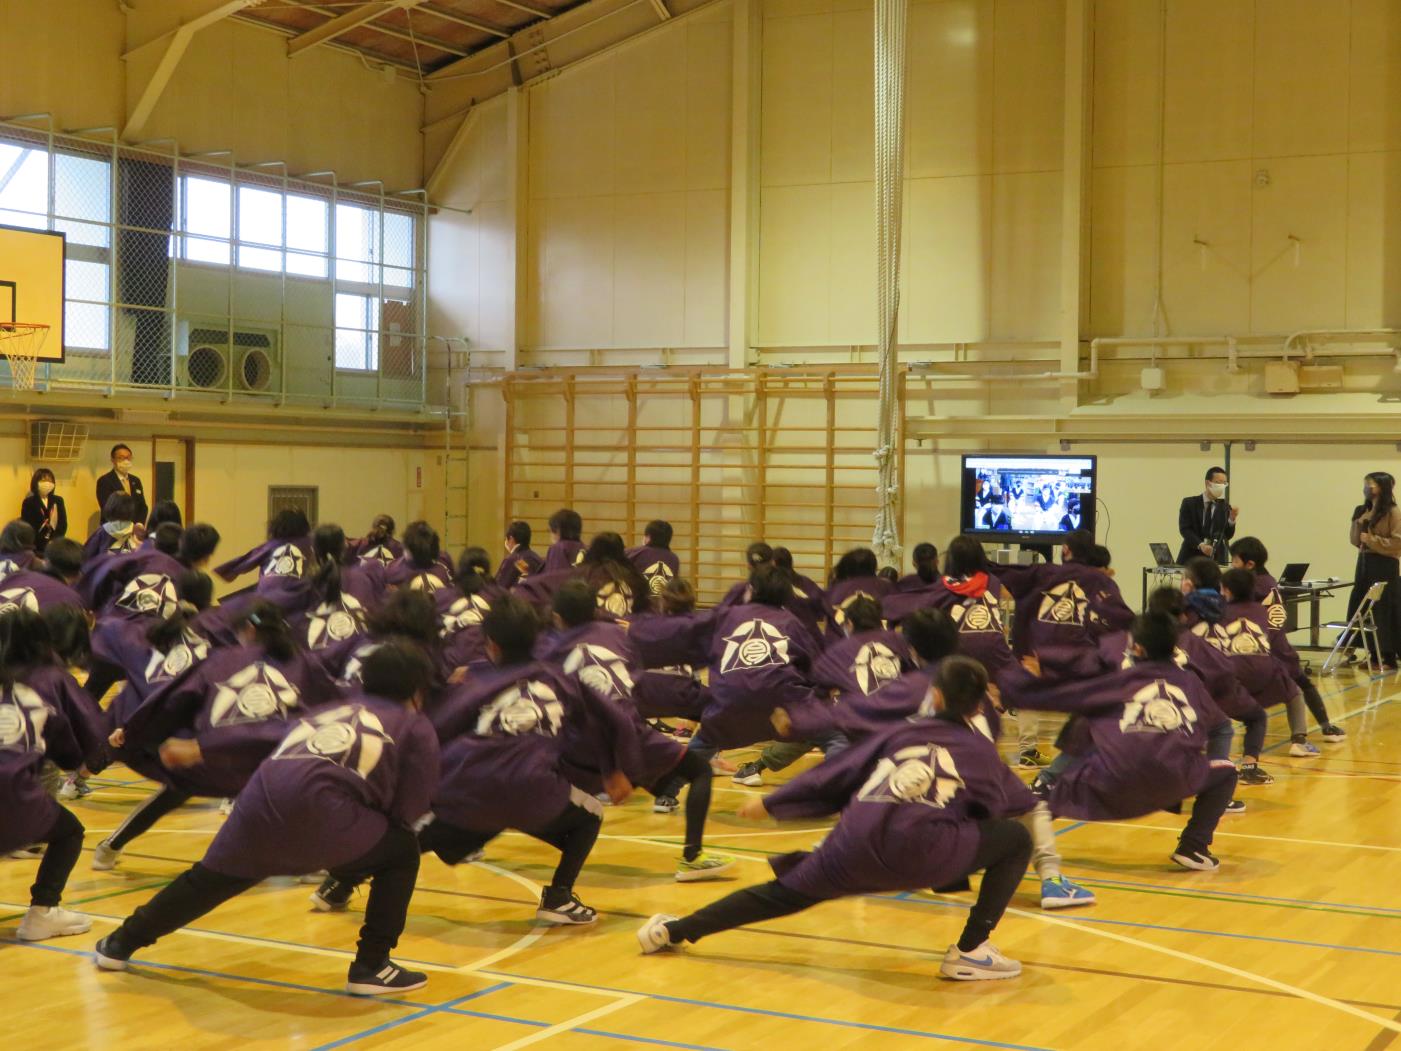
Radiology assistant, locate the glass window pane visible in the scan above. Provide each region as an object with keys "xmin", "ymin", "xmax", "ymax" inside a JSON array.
[
  {"xmin": 238, "ymin": 186, "xmax": 282, "ymax": 247},
  {"xmin": 54, "ymin": 153, "xmax": 110, "ymax": 222},
  {"xmin": 286, "ymin": 251, "xmax": 327, "ymax": 278},
  {"xmin": 286, "ymin": 194, "xmax": 327, "ymax": 252},
  {"xmin": 184, "ymin": 235, "xmax": 230, "ymax": 265},
  {"xmin": 184, "ymin": 176, "xmax": 231, "ymax": 239},
  {"xmin": 335, "ymin": 258, "xmax": 374, "ymax": 284},
  {"xmin": 0, "ymin": 144, "xmax": 49, "ymax": 221},
  {"xmin": 54, "ymin": 217, "xmax": 110, "ymax": 249},
  {"xmin": 382, "ymin": 266, "xmax": 414, "ymax": 293},
  {"xmin": 335, "ymin": 328, "xmax": 368, "ymax": 370},
  {"xmin": 0, "ymin": 208, "xmax": 47, "ymax": 231},
  {"xmin": 383, "ymin": 212, "xmax": 413, "ymax": 269},
  {"xmin": 335, "ymin": 203, "xmax": 376, "ymax": 262},
  {"xmin": 238, "ymin": 245, "xmax": 282, "ymax": 272},
  {"xmin": 64, "ymin": 300, "xmax": 109, "ymax": 350},
  {"xmin": 65, "ymin": 259, "xmax": 108, "ymax": 301}
]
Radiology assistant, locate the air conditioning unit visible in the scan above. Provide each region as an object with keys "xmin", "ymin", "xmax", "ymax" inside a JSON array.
[{"xmin": 177, "ymin": 321, "xmax": 280, "ymax": 393}]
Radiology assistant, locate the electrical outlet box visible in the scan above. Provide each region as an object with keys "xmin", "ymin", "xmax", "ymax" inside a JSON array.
[
  {"xmin": 1298, "ymin": 365, "xmax": 1344, "ymax": 390},
  {"xmin": 1264, "ymin": 361, "xmax": 1300, "ymax": 394},
  {"xmin": 1140, "ymin": 367, "xmax": 1165, "ymax": 391}
]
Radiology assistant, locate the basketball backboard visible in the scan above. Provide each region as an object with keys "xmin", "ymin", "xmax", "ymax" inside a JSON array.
[{"xmin": 0, "ymin": 224, "xmax": 65, "ymax": 361}]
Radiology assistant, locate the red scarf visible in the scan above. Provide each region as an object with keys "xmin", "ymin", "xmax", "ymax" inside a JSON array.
[{"xmin": 943, "ymin": 572, "xmax": 989, "ymax": 598}]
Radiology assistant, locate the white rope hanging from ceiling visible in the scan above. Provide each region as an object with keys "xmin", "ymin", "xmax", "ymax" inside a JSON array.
[{"xmin": 871, "ymin": 0, "xmax": 908, "ymax": 570}]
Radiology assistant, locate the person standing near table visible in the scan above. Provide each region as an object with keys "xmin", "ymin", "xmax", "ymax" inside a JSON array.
[
  {"xmin": 20, "ymin": 468, "xmax": 67, "ymax": 555},
  {"xmin": 95, "ymin": 444, "xmax": 148, "ymax": 532},
  {"xmin": 1348, "ymin": 472, "xmax": 1401, "ymax": 669},
  {"xmin": 1176, "ymin": 466, "xmax": 1238, "ymax": 565}
]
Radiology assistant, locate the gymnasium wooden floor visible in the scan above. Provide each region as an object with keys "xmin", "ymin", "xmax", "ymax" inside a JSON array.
[{"xmin": 6, "ymin": 667, "xmax": 1401, "ymax": 1051}]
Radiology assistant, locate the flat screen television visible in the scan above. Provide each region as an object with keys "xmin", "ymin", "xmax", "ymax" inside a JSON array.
[{"xmin": 960, "ymin": 454, "xmax": 1096, "ymax": 543}]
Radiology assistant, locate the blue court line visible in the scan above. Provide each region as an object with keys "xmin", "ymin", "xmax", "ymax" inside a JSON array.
[
  {"xmin": 885, "ymin": 895, "xmax": 1401, "ymax": 959},
  {"xmin": 1015, "ymin": 874, "xmax": 1401, "ymax": 917},
  {"xmin": 308, "ymin": 982, "xmax": 513, "ymax": 1051},
  {"xmin": 476, "ymin": 970, "xmax": 1058, "ymax": 1051},
  {"xmin": 1054, "ymin": 821, "xmax": 1087, "ymax": 837}
]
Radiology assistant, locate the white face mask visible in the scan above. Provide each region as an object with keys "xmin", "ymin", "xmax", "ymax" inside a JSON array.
[
  {"xmin": 1207, "ymin": 482, "xmax": 1227, "ymax": 500},
  {"xmin": 37, "ymin": 481, "xmax": 54, "ymax": 497},
  {"xmin": 114, "ymin": 460, "xmax": 131, "ymax": 475}
]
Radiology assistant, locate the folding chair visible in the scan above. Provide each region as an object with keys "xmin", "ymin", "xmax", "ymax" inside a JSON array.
[{"xmin": 1321, "ymin": 580, "xmax": 1387, "ymax": 675}]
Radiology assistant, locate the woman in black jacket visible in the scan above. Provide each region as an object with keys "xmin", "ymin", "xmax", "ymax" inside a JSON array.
[{"xmin": 20, "ymin": 467, "xmax": 67, "ymax": 555}]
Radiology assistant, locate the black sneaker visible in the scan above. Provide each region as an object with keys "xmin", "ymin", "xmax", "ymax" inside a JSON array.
[
  {"xmin": 1237, "ymin": 764, "xmax": 1274, "ymax": 786},
  {"xmin": 1320, "ymin": 724, "xmax": 1347, "ymax": 742},
  {"xmin": 345, "ymin": 959, "xmax": 428, "ymax": 996},
  {"xmin": 536, "ymin": 890, "xmax": 598, "ymax": 925},
  {"xmin": 1224, "ymin": 799, "xmax": 1246, "ymax": 815},
  {"xmin": 731, "ymin": 760, "xmax": 764, "ymax": 787},
  {"xmin": 652, "ymin": 795, "xmax": 680, "ymax": 814},
  {"xmin": 1030, "ymin": 771, "xmax": 1055, "ymax": 799},
  {"xmin": 1171, "ymin": 847, "xmax": 1221, "ymax": 871},
  {"xmin": 94, "ymin": 934, "xmax": 133, "ymax": 971},
  {"xmin": 310, "ymin": 875, "xmax": 357, "ymax": 912}
]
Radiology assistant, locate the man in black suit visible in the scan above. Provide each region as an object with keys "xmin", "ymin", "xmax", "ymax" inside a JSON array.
[
  {"xmin": 95, "ymin": 443, "xmax": 148, "ymax": 527},
  {"xmin": 1176, "ymin": 465, "xmax": 1238, "ymax": 564}
]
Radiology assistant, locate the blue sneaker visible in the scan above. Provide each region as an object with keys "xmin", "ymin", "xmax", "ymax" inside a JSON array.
[
  {"xmin": 1288, "ymin": 737, "xmax": 1321, "ymax": 757},
  {"xmin": 1040, "ymin": 875, "xmax": 1096, "ymax": 909}
]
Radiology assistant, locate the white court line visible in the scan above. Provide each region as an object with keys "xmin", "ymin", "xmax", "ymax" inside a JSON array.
[
  {"xmin": 455, "ymin": 860, "xmax": 545, "ymax": 974},
  {"xmin": 1006, "ymin": 905, "xmax": 1401, "ymax": 1035},
  {"xmin": 1093, "ymin": 822, "xmax": 1401, "ymax": 853},
  {"xmin": 487, "ymin": 994, "xmax": 643, "ymax": 1051}
]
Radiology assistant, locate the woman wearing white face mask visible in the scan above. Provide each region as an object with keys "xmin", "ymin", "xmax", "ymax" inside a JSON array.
[
  {"xmin": 20, "ymin": 467, "xmax": 68, "ymax": 555},
  {"xmin": 1175, "ymin": 467, "xmax": 1239, "ymax": 565}
]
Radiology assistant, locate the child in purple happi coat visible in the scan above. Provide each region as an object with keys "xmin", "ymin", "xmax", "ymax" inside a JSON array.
[
  {"xmin": 627, "ymin": 519, "xmax": 681, "ymax": 600},
  {"xmin": 384, "ymin": 520, "xmax": 453, "ymax": 592},
  {"xmin": 542, "ymin": 508, "xmax": 586, "ymax": 573},
  {"xmin": 636, "ymin": 656, "xmax": 1036, "ymax": 982},
  {"xmin": 347, "ymin": 513, "xmax": 403, "ymax": 568},
  {"xmin": 823, "ymin": 547, "xmax": 895, "ymax": 642},
  {"xmin": 436, "ymin": 547, "xmax": 504, "ymax": 679},
  {"xmin": 1, "ymin": 537, "xmax": 87, "ymax": 615},
  {"xmin": 95, "ymin": 641, "xmax": 441, "ymax": 997},
  {"xmin": 213, "ymin": 507, "xmax": 312, "ymax": 584}
]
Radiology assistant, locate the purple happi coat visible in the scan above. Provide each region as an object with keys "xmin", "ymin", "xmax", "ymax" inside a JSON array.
[
  {"xmin": 811, "ymin": 628, "xmax": 913, "ymax": 700},
  {"xmin": 435, "ymin": 585, "xmax": 500, "ymax": 677},
  {"xmin": 199, "ymin": 695, "xmax": 439, "ymax": 879},
  {"xmin": 347, "ymin": 536, "xmax": 403, "ymax": 568},
  {"xmin": 1096, "ymin": 628, "xmax": 1261, "ymax": 722},
  {"xmin": 998, "ymin": 659, "xmax": 1221, "ymax": 820},
  {"xmin": 82, "ymin": 523, "xmax": 140, "ymax": 563},
  {"xmin": 0, "ymin": 664, "xmax": 106, "ymax": 852},
  {"xmin": 895, "ymin": 575, "xmax": 1015, "ymax": 679},
  {"xmin": 0, "ymin": 552, "xmax": 37, "ymax": 578},
  {"xmin": 626, "ymin": 545, "xmax": 680, "ymax": 598},
  {"xmin": 0, "ymin": 569, "xmax": 86, "ymax": 614},
  {"xmin": 430, "ymin": 659, "xmax": 634, "ymax": 832},
  {"xmin": 999, "ymin": 562, "xmax": 1133, "ymax": 679},
  {"xmin": 623, "ymin": 610, "xmax": 714, "ymax": 720},
  {"xmin": 543, "ymin": 539, "xmax": 586, "ymax": 573},
  {"xmin": 90, "ymin": 572, "xmax": 184, "ymax": 671},
  {"xmin": 1251, "ymin": 571, "xmax": 1291, "ymax": 631},
  {"xmin": 114, "ymin": 643, "xmax": 339, "ymax": 796},
  {"xmin": 214, "ymin": 536, "xmax": 313, "ymax": 583},
  {"xmin": 79, "ymin": 547, "xmax": 183, "ymax": 612},
  {"xmin": 536, "ymin": 619, "xmax": 682, "ymax": 789},
  {"xmin": 1186, "ymin": 600, "xmax": 1300, "ymax": 707},
  {"xmin": 256, "ymin": 568, "xmax": 381, "ymax": 653},
  {"xmin": 495, "ymin": 546, "xmax": 545, "ymax": 589},
  {"xmin": 761, "ymin": 716, "xmax": 1039, "ymax": 900},
  {"xmin": 823, "ymin": 576, "xmax": 896, "ymax": 641},
  {"xmin": 384, "ymin": 555, "xmax": 454, "ymax": 592}
]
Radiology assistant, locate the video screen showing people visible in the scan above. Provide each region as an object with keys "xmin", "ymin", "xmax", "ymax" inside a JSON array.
[{"xmin": 964, "ymin": 456, "xmax": 1095, "ymax": 536}]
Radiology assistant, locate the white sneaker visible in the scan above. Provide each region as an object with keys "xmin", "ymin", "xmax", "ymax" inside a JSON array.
[
  {"xmin": 57, "ymin": 778, "xmax": 82, "ymax": 801},
  {"xmin": 218, "ymin": 798, "xmax": 234, "ymax": 815},
  {"xmin": 637, "ymin": 914, "xmax": 679, "ymax": 954},
  {"xmin": 940, "ymin": 941, "xmax": 1022, "ymax": 981},
  {"xmin": 7, "ymin": 845, "xmax": 44, "ymax": 859},
  {"xmin": 91, "ymin": 839, "xmax": 121, "ymax": 871},
  {"xmin": 17, "ymin": 905, "xmax": 92, "ymax": 941},
  {"xmin": 1288, "ymin": 739, "xmax": 1321, "ymax": 757}
]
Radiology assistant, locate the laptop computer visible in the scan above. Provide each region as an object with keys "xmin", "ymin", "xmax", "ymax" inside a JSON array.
[
  {"xmin": 1149, "ymin": 542, "xmax": 1176, "ymax": 567},
  {"xmin": 1279, "ymin": 562, "xmax": 1309, "ymax": 585}
]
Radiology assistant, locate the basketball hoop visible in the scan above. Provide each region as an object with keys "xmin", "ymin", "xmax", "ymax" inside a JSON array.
[{"xmin": 0, "ymin": 323, "xmax": 49, "ymax": 391}]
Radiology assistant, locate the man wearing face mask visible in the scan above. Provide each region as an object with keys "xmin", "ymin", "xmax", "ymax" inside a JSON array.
[
  {"xmin": 1176, "ymin": 467, "xmax": 1238, "ymax": 565},
  {"xmin": 95, "ymin": 444, "xmax": 148, "ymax": 532}
]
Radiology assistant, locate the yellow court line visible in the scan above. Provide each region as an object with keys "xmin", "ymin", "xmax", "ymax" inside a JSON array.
[
  {"xmin": 1007, "ymin": 905, "xmax": 1401, "ymax": 1035},
  {"xmin": 487, "ymin": 994, "xmax": 645, "ymax": 1051}
]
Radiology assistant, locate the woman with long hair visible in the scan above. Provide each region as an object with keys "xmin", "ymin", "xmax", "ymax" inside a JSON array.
[{"xmin": 1349, "ymin": 471, "xmax": 1401, "ymax": 668}]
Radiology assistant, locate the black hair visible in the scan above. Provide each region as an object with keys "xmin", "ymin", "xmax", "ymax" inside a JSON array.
[
  {"xmin": 1086, "ymin": 544, "xmax": 1112, "ymax": 570},
  {"xmin": 1147, "ymin": 586, "xmax": 1186, "ymax": 619},
  {"xmin": 582, "ymin": 532, "xmax": 649, "ymax": 613},
  {"xmin": 235, "ymin": 600, "xmax": 295, "ymax": 662},
  {"xmin": 771, "ymin": 546, "xmax": 794, "ymax": 572},
  {"xmin": 585, "ymin": 531, "xmax": 628, "ymax": 565},
  {"xmin": 911, "ymin": 541, "xmax": 939, "ymax": 584},
  {"xmin": 745, "ymin": 542, "xmax": 773, "ymax": 569},
  {"xmin": 877, "ymin": 566, "xmax": 900, "ymax": 584},
  {"xmin": 269, "ymin": 508, "xmax": 310, "ymax": 540},
  {"xmin": 0, "ymin": 519, "xmax": 36, "ymax": 555},
  {"xmin": 146, "ymin": 569, "xmax": 213, "ymax": 652},
  {"xmin": 644, "ymin": 519, "xmax": 673, "ymax": 549},
  {"xmin": 146, "ymin": 500, "xmax": 183, "ymax": 533},
  {"xmin": 366, "ymin": 589, "xmax": 438, "ymax": 646},
  {"xmin": 1366, "ymin": 472, "xmax": 1398, "ymax": 528},
  {"xmin": 1184, "ymin": 555, "xmax": 1221, "ymax": 591},
  {"xmin": 660, "ymin": 576, "xmax": 696, "ymax": 615},
  {"xmin": 902, "ymin": 607, "xmax": 959, "ymax": 664},
  {"xmin": 178, "ymin": 568, "xmax": 214, "ymax": 611},
  {"xmin": 454, "ymin": 546, "xmax": 493, "ymax": 596},
  {"xmin": 1229, "ymin": 536, "xmax": 1269, "ymax": 570},
  {"xmin": 1063, "ymin": 529, "xmax": 1094, "ymax": 562},
  {"xmin": 831, "ymin": 547, "xmax": 878, "ymax": 585},
  {"xmin": 178, "ymin": 523, "xmax": 221, "ymax": 566},
  {"xmin": 1221, "ymin": 567, "xmax": 1256, "ymax": 604},
  {"xmin": 101, "ymin": 492, "xmax": 136, "ymax": 525},
  {"xmin": 506, "ymin": 520, "xmax": 532, "ymax": 547},
  {"xmin": 548, "ymin": 508, "xmax": 582, "ymax": 542},
  {"xmin": 1206, "ymin": 466, "xmax": 1227, "ymax": 482},
  {"xmin": 39, "ymin": 538, "xmax": 83, "ymax": 582},
  {"xmin": 934, "ymin": 655, "xmax": 988, "ymax": 720},
  {"xmin": 358, "ymin": 638, "xmax": 433, "ymax": 703},
  {"xmin": 367, "ymin": 514, "xmax": 396, "ymax": 545},
  {"xmin": 42, "ymin": 604, "xmax": 90, "ymax": 669},
  {"xmin": 1132, "ymin": 610, "xmax": 1179, "ymax": 661},
  {"xmin": 152, "ymin": 522, "xmax": 183, "ymax": 557},
  {"xmin": 0, "ymin": 608, "xmax": 54, "ymax": 685},
  {"xmin": 28, "ymin": 467, "xmax": 55, "ymax": 496},
  {"xmin": 483, "ymin": 595, "xmax": 540, "ymax": 664},
  {"xmin": 843, "ymin": 595, "xmax": 884, "ymax": 633},
  {"xmin": 309, "ymin": 523, "xmax": 345, "ymax": 604},
  {"xmin": 553, "ymin": 579, "xmax": 598, "ymax": 628},
  {"xmin": 943, "ymin": 535, "xmax": 988, "ymax": 579},
  {"xmin": 749, "ymin": 563, "xmax": 794, "ymax": 607},
  {"xmin": 110, "ymin": 443, "xmax": 132, "ymax": 460},
  {"xmin": 403, "ymin": 520, "xmax": 441, "ymax": 570}
]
